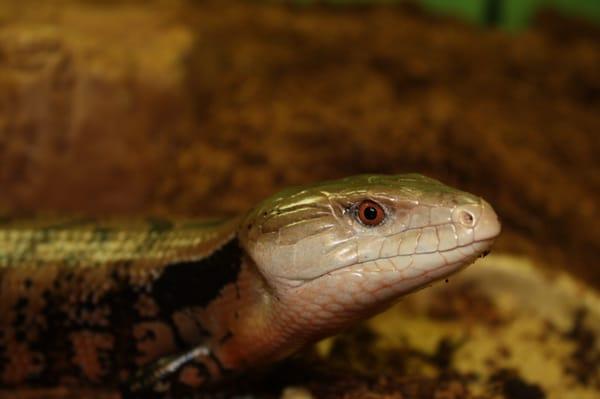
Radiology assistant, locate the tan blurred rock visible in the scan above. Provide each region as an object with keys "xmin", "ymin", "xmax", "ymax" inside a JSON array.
[{"xmin": 281, "ymin": 386, "xmax": 315, "ymax": 399}]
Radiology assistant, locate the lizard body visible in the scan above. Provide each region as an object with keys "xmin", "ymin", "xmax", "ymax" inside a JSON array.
[{"xmin": 0, "ymin": 174, "xmax": 501, "ymax": 397}]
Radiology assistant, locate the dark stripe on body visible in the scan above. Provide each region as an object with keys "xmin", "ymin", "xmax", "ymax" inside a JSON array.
[
  {"xmin": 34, "ymin": 287, "xmax": 68, "ymax": 385},
  {"xmin": 109, "ymin": 263, "xmax": 142, "ymax": 382},
  {"xmin": 152, "ymin": 238, "xmax": 243, "ymax": 313}
]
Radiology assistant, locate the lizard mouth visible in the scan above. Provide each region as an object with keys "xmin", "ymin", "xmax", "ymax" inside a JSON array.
[
  {"xmin": 277, "ymin": 237, "xmax": 496, "ymax": 290},
  {"xmin": 328, "ymin": 238, "xmax": 495, "ymax": 279}
]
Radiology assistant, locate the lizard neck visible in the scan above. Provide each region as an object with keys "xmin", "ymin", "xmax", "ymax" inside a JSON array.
[
  {"xmin": 216, "ymin": 257, "xmax": 384, "ymax": 369},
  {"xmin": 212, "ymin": 254, "xmax": 296, "ymax": 369}
]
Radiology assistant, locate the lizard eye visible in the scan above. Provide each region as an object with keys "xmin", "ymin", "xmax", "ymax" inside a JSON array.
[{"xmin": 356, "ymin": 200, "xmax": 385, "ymax": 226}]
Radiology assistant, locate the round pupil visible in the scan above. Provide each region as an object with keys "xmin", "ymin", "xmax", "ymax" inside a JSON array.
[{"xmin": 363, "ymin": 206, "xmax": 378, "ymax": 220}]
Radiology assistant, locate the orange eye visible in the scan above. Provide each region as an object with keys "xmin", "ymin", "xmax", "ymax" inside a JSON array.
[{"xmin": 357, "ymin": 200, "xmax": 385, "ymax": 226}]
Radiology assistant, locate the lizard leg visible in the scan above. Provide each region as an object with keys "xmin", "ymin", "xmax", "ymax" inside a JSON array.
[{"xmin": 122, "ymin": 346, "xmax": 229, "ymax": 399}]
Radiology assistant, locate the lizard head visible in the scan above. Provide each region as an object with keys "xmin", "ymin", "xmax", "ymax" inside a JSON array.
[{"xmin": 239, "ymin": 174, "xmax": 500, "ymax": 330}]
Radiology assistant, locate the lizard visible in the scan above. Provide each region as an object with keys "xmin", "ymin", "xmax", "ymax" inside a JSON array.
[{"xmin": 0, "ymin": 174, "xmax": 501, "ymax": 398}]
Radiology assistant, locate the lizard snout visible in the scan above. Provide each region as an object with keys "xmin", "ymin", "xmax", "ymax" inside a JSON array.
[{"xmin": 453, "ymin": 200, "xmax": 501, "ymax": 242}]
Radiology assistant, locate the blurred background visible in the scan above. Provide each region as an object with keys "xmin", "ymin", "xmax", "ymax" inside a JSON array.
[{"xmin": 0, "ymin": 0, "xmax": 598, "ymax": 398}]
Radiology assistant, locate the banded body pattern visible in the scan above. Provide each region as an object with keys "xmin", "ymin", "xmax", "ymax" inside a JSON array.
[{"xmin": 0, "ymin": 217, "xmax": 240, "ymax": 386}]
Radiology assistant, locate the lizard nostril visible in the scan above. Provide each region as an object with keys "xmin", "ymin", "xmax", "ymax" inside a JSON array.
[{"xmin": 458, "ymin": 210, "xmax": 475, "ymax": 227}]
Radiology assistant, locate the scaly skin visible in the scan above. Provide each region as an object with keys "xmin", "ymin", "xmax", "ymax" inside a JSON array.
[{"xmin": 0, "ymin": 174, "xmax": 501, "ymax": 398}]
